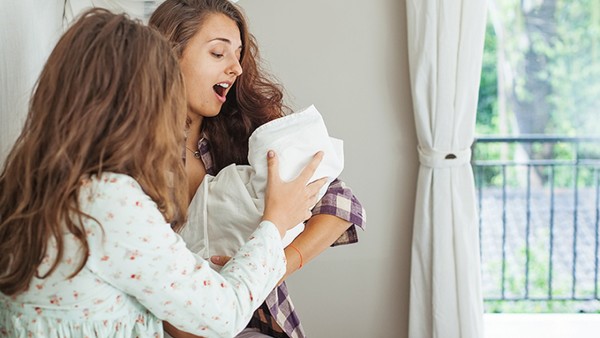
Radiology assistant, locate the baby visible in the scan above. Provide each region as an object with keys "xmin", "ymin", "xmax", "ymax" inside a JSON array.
[{"xmin": 180, "ymin": 105, "xmax": 344, "ymax": 270}]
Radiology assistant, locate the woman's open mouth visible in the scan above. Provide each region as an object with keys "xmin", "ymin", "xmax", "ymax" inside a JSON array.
[{"xmin": 213, "ymin": 82, "xmax": 230, "ymax": 103}]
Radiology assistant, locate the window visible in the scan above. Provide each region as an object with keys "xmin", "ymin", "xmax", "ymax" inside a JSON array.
[{"xmin": 475, "ymin": 0, "xmax": 600, "ymax": 313}]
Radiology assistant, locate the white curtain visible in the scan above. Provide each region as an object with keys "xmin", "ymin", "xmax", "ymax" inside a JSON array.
[
  {"xmin": 64, "ymin": 0, "xmax": 163, "ymax": 22},
  {"xmin": 1, "ymin": 0, "xmax": 166, "ymax": 166},
  {"xmin": 0, "ymin": 0, "xmax": 63, "ymax": 165},
  {"xmin": 0, "ymin": 0, "xmax": 144, "ymax": 165},
  {"xmin": 406, "ymin": 1, "xmax": 488, "ymax": 338},
  {"xmin": 64, "ymin": 0, "xmax": 239, "ymax": 23}
]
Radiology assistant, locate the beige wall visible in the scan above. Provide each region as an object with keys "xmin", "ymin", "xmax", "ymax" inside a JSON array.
[{"xmin": 242, "ymin": 1, "xmax": 417, "ymax": 337}]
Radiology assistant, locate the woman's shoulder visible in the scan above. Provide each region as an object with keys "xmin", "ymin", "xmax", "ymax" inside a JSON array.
[
  {"xmin": 78, "ymin": 172, "xmax": 148, "ymax": 209},
  {"xmin": 77, "ymin": 172, "xmax": 165, "ymax": 230},
  {"xmin": 81, "ymin": 172, "xmax": 142, "ymax": 192}
]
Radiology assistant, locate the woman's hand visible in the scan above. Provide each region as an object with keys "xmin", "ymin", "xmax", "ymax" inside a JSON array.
[{"xmin": 262, "ymin": 150, "xmax": 326, "ymax": 237}]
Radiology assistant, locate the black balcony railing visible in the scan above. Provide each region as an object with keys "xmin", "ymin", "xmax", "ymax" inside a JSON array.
[{"xmin": 472, "ymin": 135, "xmax": 600, "ymax": 312}]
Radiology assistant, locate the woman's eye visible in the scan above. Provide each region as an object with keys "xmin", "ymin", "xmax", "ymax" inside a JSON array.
[{"xmin": 211, "ymin": 52, "xmax": 224, "ymax": 58}]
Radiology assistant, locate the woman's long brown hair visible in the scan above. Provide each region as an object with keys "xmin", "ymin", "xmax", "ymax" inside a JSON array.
[
  {"xmin": 0, "ymin": 8, "xmax": 188, "ymax": 296},
  {"xmin": 150, "ymin": 0, "xmax": 287, "ymax": 172}
]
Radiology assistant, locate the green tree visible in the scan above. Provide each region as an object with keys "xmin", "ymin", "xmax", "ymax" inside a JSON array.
[
  {"xmin": 477, "ymin": 0, "xmax": 600, "ymax": 186},
  {"xmin": 480, "ymin": 0, "xmax": 600, "ymax": 139}
]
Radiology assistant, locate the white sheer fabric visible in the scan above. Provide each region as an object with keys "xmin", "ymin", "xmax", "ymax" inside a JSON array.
[
  {"xmin": 1, "ymin": 0, "xmax": 155, "ymax": 165},
  {"xmin": 64, "ymin": 0, "xmax": 240, "ymax": 23},
  {"xmin": 1, "ymin": 0, "xmax": 251, "ymax": 165},
  {"xmin": 0, "ymin": 0, "xmax": 63, "ymax": 165},
  {"xmin": 1, "ymin": 0, "xmax": 159, "ymax": 165},
  {"xmin": 64, "ymin": 0, "xmax": 163, "ymax": 22},
  {"xmin": 406, "ymin": 1, "xmax": 488, "ymax": 338}
]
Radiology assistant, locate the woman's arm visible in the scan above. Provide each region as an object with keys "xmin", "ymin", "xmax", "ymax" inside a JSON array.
[
  {"xmin": 283, "ymin": 178, "xmax": 366, "ymax": 279},
  {"xmin": 212, "ymin": 178, "xmax": 366, "ymax": 281},
  {"xmin": 281, "ymin": 214, "xmax": 350, "ymax": 280},
  {"xmin": 85, "ymin": 153, "xmax": 325, "ymax": 337},
  {"xmin": 210, "ymin": 215, "xmax": 350, "ymax": 283},
  {"xmin": 84, "ymin": 175, "xmax": 286, "ymax": 337}
]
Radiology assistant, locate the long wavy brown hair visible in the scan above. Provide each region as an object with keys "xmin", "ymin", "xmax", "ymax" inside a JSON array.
[
  {"xmin": 0, "ymin": 8, "xmax": 188, "ymax": 296},
  {"xmin": 150, "ymin": 0, "xmax": 287, "ymax": 172}
]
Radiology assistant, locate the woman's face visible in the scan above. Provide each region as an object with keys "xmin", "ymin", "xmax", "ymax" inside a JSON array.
[{"xmin": 179, "ymin": 13, "xmax": 243, "ymax": 119}]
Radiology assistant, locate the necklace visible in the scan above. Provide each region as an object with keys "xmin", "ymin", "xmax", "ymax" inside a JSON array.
[{"xmin": 185, "ymin": 146, "xmax": 201, "ymax": 159}]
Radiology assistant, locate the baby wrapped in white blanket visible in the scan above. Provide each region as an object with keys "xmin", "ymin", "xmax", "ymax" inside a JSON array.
[{"xmin": 179, "ymin": 105, "xmax": 344, "ymax": 270}]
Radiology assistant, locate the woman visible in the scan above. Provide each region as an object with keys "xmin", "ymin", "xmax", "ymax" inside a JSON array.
[
  {"xmin": 0, "ymin": 8, "xmax": 326, "ymax": 338},
  {"xmin": 149, "ymin": 1, "xmax": 366, "ymax": 337}
]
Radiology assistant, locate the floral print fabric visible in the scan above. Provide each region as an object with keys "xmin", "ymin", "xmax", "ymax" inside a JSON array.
[{"xmin": 0, "ymin": 172, "xmax": 286, "ymax": 338}]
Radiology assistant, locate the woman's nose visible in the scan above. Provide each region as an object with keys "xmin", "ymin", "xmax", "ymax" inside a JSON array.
[{"xmin": 228, "ymin": 56, "xmax": 243, "ymax": 77}]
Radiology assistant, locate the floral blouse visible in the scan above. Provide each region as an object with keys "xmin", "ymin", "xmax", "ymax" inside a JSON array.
[{"xmin": 0, "ymin": 172, "xmax": 287, "ymax": 338}]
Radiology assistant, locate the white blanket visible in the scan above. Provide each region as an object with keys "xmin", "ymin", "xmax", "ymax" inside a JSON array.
[{"xmin": 180, "ymin": 105, "xmax": 344, "ymax": 270}]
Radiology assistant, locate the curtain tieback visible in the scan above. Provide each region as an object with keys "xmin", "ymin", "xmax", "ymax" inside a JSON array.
[{"xmin": 417, "ymin": 146, "xmax": 471, "ymax": 168}]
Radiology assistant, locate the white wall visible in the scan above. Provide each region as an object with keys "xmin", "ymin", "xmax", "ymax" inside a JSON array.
[{"xmin": 242, "ymin": 1, "xmax": 417, "ymax": 337}]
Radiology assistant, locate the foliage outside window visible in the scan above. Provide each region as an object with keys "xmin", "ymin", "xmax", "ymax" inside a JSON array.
[{"xmin": 476, "ymin": 0, "xmax": 600, "ymax": 313}]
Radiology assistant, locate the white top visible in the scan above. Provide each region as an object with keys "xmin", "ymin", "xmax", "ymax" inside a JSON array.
[{"xmin": 0, "ymin": 172, "xmax": 286, "ymax": 338}]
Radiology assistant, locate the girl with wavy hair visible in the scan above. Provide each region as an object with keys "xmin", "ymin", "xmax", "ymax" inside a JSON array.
[
  {"xmin": 149, "ymin": 1, "xmax": 367, "ymax": 337},
  {"xmin": 0, "ymin": 8, "xmax": 325, "ymax": 337}
]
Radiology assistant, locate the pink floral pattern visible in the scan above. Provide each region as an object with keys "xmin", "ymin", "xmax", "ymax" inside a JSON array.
[{"xmin": 0, "ymin": 173, "xmax": 286, "ymax": 338}]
